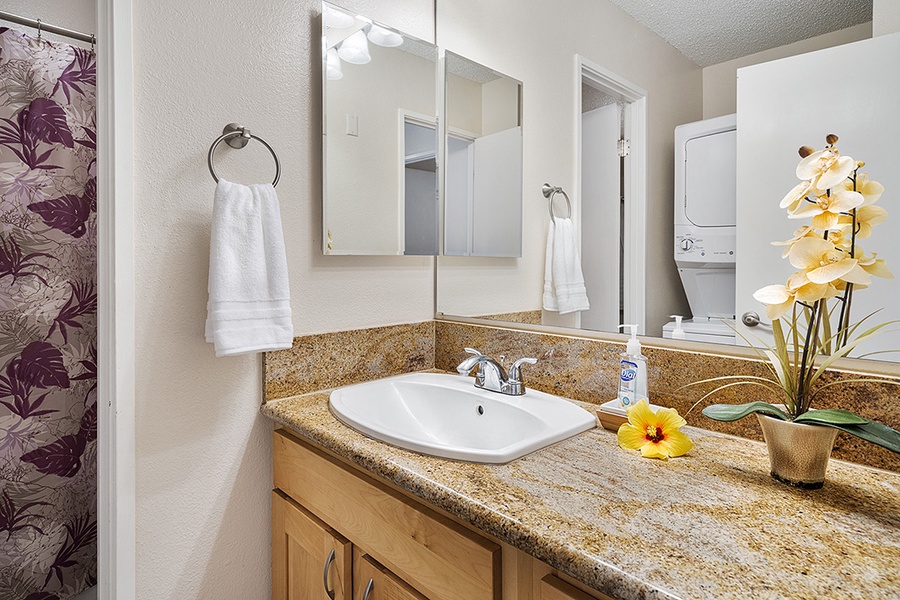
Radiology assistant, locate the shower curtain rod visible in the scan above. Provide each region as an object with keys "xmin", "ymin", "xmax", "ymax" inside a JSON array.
[{"xmin": 0, "ymin": 10, "xmax": 95, "ymax": 44}]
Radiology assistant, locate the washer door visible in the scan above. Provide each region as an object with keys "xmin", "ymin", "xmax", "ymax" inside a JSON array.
[{"xmin": 684, "ymin": 129, "xmax": 736, "ymax": 228}]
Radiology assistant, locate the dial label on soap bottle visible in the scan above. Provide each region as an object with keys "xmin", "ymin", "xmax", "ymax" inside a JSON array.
[{"xmin": 618, "ymin": 360, "xmax": 638, "ymax": 407}]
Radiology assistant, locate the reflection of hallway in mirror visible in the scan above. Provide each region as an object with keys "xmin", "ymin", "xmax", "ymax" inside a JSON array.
[{"xmin": 581, "ymin": 99, "xmax": 622, "ymax": 332}]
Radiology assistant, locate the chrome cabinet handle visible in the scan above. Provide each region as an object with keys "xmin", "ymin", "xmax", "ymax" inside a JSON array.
[
  {"xmin": 362, "ymin": 578, "xmax": 374, "ymax": 600},
  {"xmin": 323, "ymin": 548, "xmax": 336, "ymax": 599}
]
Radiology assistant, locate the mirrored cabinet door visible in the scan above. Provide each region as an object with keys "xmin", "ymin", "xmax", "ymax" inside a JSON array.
[
  {"xmin": 443, "ymin": 51, "xmax": 523, "ymax": 258},
  {"xmin": 322, "ymin": 2, "xmax": 438, "ymax": 256}
]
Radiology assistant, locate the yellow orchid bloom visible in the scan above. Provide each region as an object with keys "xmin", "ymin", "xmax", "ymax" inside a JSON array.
[
  {"xmin": 796, "ymin": 148, "xmax": 855, "ymax": 190},
  {"xmin": 753, "ymin": 271, "xmax": 839, "ymax": 319},
  {"xmin": 839, "ymin": 204, "xmax": 889, "ymax": 239},
  {"xmin": 772, "ymin": 226, "xmax": 817, "ymax": 258},
  {"xmin": 780, "ymin": 180, "xmax": 815, "ymax": 213},
  {"xmin": 617, "ymin": 399, "xmax": 693, "ymax": 460},
  {"xmin": 788, "ymin": 237, "xmax": 871, "ymax": 286},
  {"xmin": 788, "ymin": 189, "xmax": 864, "ymax": 230},
  {"xmin": 858, "ymin": 251, "xmax": 894, "ymax": 279},
  {"xmin": 841, "ymin": 172, "xmax": 884, "ymax": 206}
]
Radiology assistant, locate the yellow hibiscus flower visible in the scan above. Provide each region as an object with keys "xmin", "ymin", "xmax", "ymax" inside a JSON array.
[{"xmin": 617, "ymin": 400, "xmax": 693, "ymax": 460}]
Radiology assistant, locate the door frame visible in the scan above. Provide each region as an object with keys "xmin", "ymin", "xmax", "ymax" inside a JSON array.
[
  {"xmin": 97, "ymin": 0, "xmax": 136, "ymax": 597},
  {"xmin": 575, "ymin": 55, "xmax": 647, "ymax": 330}
]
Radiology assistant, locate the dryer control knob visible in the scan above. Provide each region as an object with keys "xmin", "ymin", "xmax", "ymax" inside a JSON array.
[{"xmin": 680, "ymin": 238, "xmax": 694, "ymax": 251}]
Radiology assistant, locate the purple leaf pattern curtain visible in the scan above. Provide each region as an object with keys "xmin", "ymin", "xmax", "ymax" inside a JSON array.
[{"xmin": 0, "ymin": 28, "xmax": 97, "ymax": 599}]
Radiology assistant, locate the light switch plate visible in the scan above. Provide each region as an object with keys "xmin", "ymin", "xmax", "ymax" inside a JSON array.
[{"xmin": 346, "ymin": 114, "xmax": 358, "ymax": 136}]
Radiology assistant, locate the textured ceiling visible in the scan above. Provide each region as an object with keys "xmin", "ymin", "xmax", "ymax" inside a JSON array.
[{"xmin": 605, "ymin": 0, "xmax": 873, "ymax": 67}]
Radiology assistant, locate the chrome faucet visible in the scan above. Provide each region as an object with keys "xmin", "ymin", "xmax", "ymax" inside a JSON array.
[{"xmin": 456, "ymin": 348, "xmax": 538, "ymax": 396}]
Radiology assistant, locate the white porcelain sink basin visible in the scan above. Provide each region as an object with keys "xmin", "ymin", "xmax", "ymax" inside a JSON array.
[{"xmin": 329, "ymin": 372, "xmax": 596, "ymax": 463}]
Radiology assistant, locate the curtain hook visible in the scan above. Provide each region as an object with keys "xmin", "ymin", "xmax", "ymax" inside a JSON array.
[
  {"xmin": 36, "ymin": 19, "xmax": 42, "ymax": 42},
  {"xmin": 90, "ymin": 33, "xmax": 96, "ymax": 53}
]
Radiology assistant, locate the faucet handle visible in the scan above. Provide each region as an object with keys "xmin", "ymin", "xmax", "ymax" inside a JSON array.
[
  {"xmin": 509, "ymin": 357, "xmax": 538, "ymax": 382},
  {"xmin": 464, "ymin": 347, "xmax": 482, "ymax": 356}
]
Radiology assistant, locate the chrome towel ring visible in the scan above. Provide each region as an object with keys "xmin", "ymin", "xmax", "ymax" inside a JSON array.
[
  {"xmin": 207, "ymin": 123, "xmax": 281, "ymax": 186},
  {"xmin": 542, "ymin": 183, "xmax": 571, "ymax": 219}
]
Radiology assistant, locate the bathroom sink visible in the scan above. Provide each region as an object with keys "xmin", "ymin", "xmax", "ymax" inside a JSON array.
[{"xmin": 329, "ymin": 372, "xmax": 596, "ymax": 463}]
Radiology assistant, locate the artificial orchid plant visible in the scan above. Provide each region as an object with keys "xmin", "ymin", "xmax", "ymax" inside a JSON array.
[{"xmin": 693, "ymin": 134, "xmax": 900, "ymax": 454}]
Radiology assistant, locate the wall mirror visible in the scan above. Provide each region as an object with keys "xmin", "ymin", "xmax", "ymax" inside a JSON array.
[
  {"xmin": 322, "ymin": 2, "xmax": 439, "ymax": 256},
  {"xmin": 433, "ymin": 1, "xmax": 900, "ymax": 364},
  {"xmin": 444, "ymin": 51, "xmax": 523, "ymax": 258}
]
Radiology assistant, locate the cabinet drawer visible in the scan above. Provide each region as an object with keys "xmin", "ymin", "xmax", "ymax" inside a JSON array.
[{"xmin": 274, "ymin": 429, "xmax": 501, "ymax": 600}]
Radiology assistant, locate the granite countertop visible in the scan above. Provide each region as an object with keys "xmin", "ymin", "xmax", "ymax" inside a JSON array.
[{"xmin": 261, "ymin": 380, "xmax": 900, "ymax": 600}]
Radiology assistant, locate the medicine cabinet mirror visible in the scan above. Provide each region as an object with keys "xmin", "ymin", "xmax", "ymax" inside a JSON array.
[
  {"xmin": 321, "ymin": 3, "xmax": 524, "ymax": 258},
  {"xmin": 322, "ymin": 2, "xmax": 439, "ymax": 256}
]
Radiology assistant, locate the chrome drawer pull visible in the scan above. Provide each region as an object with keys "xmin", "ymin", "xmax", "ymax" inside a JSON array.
[
  {"xmin": 323, "ymin": 548, "xmax": 336, "ymax": 599},
  {"xmin": 362, "ymin": 578, "xmax": 374, "ymax": 600}
]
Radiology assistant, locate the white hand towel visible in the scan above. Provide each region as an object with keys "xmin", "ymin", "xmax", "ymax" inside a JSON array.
[
  {"xmin": 205, "ymin": 180, "xmax": 293, "ymax": 357},
  {"xmin": 542, "ymin": 217, "xmax": 590, "ymax": 315}
]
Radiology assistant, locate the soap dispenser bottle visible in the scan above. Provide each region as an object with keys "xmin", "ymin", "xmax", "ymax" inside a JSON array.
[{"xmin": 616, "ymin": 324, "xmax": 648, "ymax": 409}]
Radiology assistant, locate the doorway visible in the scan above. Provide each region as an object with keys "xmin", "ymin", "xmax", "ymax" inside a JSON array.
[{"xmin": 576, "ymin": 56, "xmax": 647, "ymax": 334}]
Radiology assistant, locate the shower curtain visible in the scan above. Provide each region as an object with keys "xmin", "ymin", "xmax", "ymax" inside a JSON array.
[{"xmin": 0, "ymin": 28, "xmax": 97, "ymax": 599}]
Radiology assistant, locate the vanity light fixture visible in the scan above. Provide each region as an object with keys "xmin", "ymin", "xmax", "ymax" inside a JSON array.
[
  {"xmin": 367, "ymin": 24, "xmax": 403, "ymax": 48},
  {"xmin": 338, "ymin": 30, "xmax": 371, "ymax": 64},
  {"xmin": 325, "ymin": 48, "xmax": 343, "ymax": 80},
  {"xmin": 322, "ymin": 4, "xmax": 355, "ymax": 29}
]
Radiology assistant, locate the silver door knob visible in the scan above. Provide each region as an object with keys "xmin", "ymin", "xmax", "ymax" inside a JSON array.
[{"xmin": 741, "ymin": 311, "xmax": 770, "ymax": 328}]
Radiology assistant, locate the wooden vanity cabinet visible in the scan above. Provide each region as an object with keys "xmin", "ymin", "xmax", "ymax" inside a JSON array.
[{"xmin": 273, "ymin": 429, "xmax": 617, "ymax": 600}]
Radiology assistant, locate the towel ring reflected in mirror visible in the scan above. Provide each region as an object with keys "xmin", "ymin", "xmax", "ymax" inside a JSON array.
[
  {"xmin": 542, "ymin": 183, "xmax": 571, "ymax": 219},
  {"xmin": 207, "ymin": 123, "xmax": 281, "ymax": 186}
]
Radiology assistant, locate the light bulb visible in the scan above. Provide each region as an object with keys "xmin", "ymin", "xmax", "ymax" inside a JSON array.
[
  {"xmin": 337, "ymin": 30, "xmax": 371, "ymax": 65},
  {"xmin": 367, "ymin": 25, "xmax": 403, "ymax": 48},
  {"xmin": 326, "ymin": 48, "xmax": 343, "ymax": 80}
]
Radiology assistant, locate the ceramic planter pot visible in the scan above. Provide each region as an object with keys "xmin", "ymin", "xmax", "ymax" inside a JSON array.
[{"xmin": 756, "ymin": 412, "xmax": 838, "ymax": 489}]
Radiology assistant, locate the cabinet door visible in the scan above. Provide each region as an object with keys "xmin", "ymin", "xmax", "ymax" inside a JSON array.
[
  {"xmin": 354, "ymin": 551, "xmax": 428, "ymax": 600},
  {"xmin": 273, "ymin": 490, "xmax": 352, "ymax": 600}
]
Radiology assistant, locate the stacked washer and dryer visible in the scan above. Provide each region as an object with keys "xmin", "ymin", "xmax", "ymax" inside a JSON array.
[{"xmin": 663, "ymin": 114, "xmax": 737, "ymax": 344}]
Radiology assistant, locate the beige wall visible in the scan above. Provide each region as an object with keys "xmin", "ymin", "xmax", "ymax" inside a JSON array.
[
  {"xmin": 874, "ymin": 0, "xmax": 900, "ymax": 36},
  {"xmin": 436, "ymin": 0, "xmax": 703, "ymax": 336},
  {"xmin": 702, "ymin": 22, "xmax": 872, "ymax": 119},
  {"xmin": 132, "ymin": 0, "xmax": 434, "ymax": 598}
]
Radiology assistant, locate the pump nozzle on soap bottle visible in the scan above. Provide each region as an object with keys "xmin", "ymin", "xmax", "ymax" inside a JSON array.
[
  {"xmin": 669, "ymin": 315, "xmax": 686, "ymax": 340},
  {"xmin": 616, "ymin": 324, "xmax": 648, "ymax": 409}
]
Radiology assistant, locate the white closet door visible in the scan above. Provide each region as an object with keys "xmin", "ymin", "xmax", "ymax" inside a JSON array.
[
  {"xmin": 580, "ymin": 104, "xmax": 620, "ymax": 332},
  {"xmin": 736, "ymin": 33, "xmax": 900, "ymax": 361},
  {"xmin": 471, "ymin": 126, "xmax": 523, "ymax": 257}
]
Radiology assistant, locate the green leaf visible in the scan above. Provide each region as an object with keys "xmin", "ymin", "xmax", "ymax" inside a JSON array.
[
  {"xmin": 794, "ymin": 409, "xmax": 869, "ymax": 426},
  {"xmin": 702, "ymin": 402, "xmax": 790, "ymax": 422},
  {"xmin": 813, "ymin": 420, "xmax": 900, "ymax": 454}
]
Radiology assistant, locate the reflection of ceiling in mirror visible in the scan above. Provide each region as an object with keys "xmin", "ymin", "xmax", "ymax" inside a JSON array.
[
  {"xmin": 446, "ymin": 54, "xmax": 501, "ymax": 84},
  {"xmin": 606, "ymin": 0, "xmax": 872, "ymax": 66}
]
